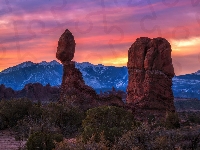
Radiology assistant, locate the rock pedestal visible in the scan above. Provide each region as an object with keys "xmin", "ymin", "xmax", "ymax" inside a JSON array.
[
  {"xmin": 56, "ymin": 29, "xmax": 98, "ymax": 108},
  {"xmin": 126, "ymin": 37, "xmax": 175, "ymax": 118}
]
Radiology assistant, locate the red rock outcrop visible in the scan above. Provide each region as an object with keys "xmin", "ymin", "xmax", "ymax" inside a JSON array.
[
  {"xmin": 0, "ymin": 83, "xmax": 59, "ymax": 102},
  {"xmin": 16, "ymin": 83, "xmax": 59, "ymax": 102},
  {"xmin": 56, "ymin": 29, "xmax": 98, "ymax": 108},
  {"xmin": 56, "ymin": 29, "xmax": 75, "ymax": 64},
  {"xmin": 0, "ymin": 84, "xmax": 15, "ymax": 100},
  {"xmin": 127, "ymin": 37, "xmax": 175, "ymax": 117},
  {"xmin": 98, "ymin": 87, "xmax": 125, "ymax": 107}
]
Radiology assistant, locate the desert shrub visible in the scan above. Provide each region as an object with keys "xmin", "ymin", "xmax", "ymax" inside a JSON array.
[
  {"xmin": 43, "ymin": 102, "xmax": 85, "ymax": 137},
  {"xmin": 26, "ymin": 131, "xmax": 63, "ymax": 150},
  {"xmin": 14, "ymin": 102, "xmax": 84, "ymax": 139},
  {"xmin": 81, "ymin": 106, "xmax": 137, "ymax": 143},
  {"xmin": 60, "ymin": 106, "xmax": 85, "ymax": 137},
  {"xmin": 113, "ymin": 124, "xmax": 179, "ymax": 150},
  {"xmin": 42, "ymin": 103, "xmax": 63, "ymax": 126},
  {"xmin": 114, "ymin": 124, "xmax": 200, "ymax": 150},
  {"xmin": 147, "ymin": 114, "xmax": 156, "ymax": 124},
  {"xmin": 0, "ymin": 98, "xmax": 32, "ymax": 128},
  {"xmin": 54, "ymin": 135, "xmax": 109, "ymax": 150},
  {"xmin": 15, "ymin": 116, "xmax": 63, "ymax": 143},
  {"xmin": 28, "ymin": 103, "xmax": 44, "ymax": 121},
  {"xmin": 188, "ymin": 112, "xmax": 200, "ymax": 124},
  {"xmin": 54, "ymin": 124, "xmax": 200, "ymax": 150},
  {"xmin": 0, "ymin": 115, "xmax": 8, "ymax": 129},
  {"xmin": 165, "ymin": 112, "xmax": 180, "ymax": 129}
]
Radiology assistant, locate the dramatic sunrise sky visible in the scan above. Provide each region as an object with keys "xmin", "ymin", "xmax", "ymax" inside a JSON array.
[{"xmin": 0, "ymin": 0, "xmax": 200, "ymax": 75}]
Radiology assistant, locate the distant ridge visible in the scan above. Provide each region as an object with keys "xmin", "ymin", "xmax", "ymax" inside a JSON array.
[
  {"xmin": 0, "ymin": 60, "xmax": 128, "ymax": 91},
  {"xmin": 0, "ymin": 60, "xmax": 200, "ymax": 99}
]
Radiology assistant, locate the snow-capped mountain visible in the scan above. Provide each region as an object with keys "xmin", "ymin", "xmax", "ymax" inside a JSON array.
[
  {"xmin": 0, "ymin": 60, "xmax": 62, "ymax": 90},
  {"xmin": 1, "ymin": 60, "xmax": 200, "ymax": 99},
  {"xmin": 76, "ymin": 62, "xmax": 128, "ymax": 90},
  {"xmin": 0, "ymin": 60, "xmax": 128, "ymax": 91},
  {"xmin": 172, "ymin": 73, "xmax": 200, "ymax": 99}
]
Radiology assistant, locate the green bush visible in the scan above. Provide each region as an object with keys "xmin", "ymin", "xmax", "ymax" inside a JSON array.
[
  {"xmin": 28, "ymin": 103, "xmax": 43, "ymax": 121},
  {"xmin": 26, "ymin": 131, "xmax": 63, "ymax": 150},
  {"xmin": 114, "ymin": 125, "xmax": 177, "ymax": 150},
  {"xmin": 43, "ymin": 103, "xmax": 85, "ymax": 137},
  {"xmin": 0, "ymin": 98, "xmax": 32, "ymax": 128},
  {"xmin": 55, "ymin": 136, "xmax": 109, "ymax": 150},
  {"xmin": 81, "ymin": 106, "xmax": 137, "ymax": 143},
  {"xmin": 13, "ymin": 102, "xmax": 84, "ymax": 140},
  {"xmin": 165, "ymin": 112, "xmax": 180, "ymax": 129},
  {"xmin": 188, "ymin": 112, "xmax": 200, "ymax": 124}
]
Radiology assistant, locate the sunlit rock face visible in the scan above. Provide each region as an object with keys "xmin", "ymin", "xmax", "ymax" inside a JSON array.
[
  {"xmin": 56, "ymin": 29, "xmax": 98, "ymax": 109},
  {"xmin": 126, "ymin": 37, "xmax": 175, "ymax": 118}
]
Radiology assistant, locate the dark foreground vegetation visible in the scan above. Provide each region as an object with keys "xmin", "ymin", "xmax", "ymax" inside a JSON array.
[{"xmin": 0, "ymin": 98, "xmax": 200, "ymax": 150}]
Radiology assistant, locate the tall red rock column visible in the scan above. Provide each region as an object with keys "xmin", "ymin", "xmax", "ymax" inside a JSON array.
[
  {"xmin": 56, "ymin": 29, "xmax": 98, "ymax": 107},
  {"xmin": 126, "ymin": 37, "xmax": 175, "ymax": 114}
]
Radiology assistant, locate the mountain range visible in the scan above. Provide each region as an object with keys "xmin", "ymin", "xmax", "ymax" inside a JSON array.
[{"xmin": 0, "ymin": 60, "xmax": 200, "ymax": 99}]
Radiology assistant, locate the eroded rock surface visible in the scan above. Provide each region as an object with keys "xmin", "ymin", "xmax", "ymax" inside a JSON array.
[
  {"xmin": 127, "ymin": 37, "xmax": 175, "ymax": 117},
  {"xmin": 56, "ymin": 29, "xmax": 98, "ymax": 109},
  {"xmin": 56, "ymin": 29, "xmax": 76, "ymax": 64}
]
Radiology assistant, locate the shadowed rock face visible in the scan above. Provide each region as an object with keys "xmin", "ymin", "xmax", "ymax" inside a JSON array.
[
  {"xmin": 56, "ymin": 29, "xmax": 98, "ymax": 108},
  {"xmin": 127, "ymin": 37, "xmax": 175, "ymax": 116}
]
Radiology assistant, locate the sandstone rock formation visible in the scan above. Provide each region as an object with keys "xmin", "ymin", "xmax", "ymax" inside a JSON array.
[
  {"xmin": 0, "ymin": 83, "xmax": 59, "ymax": 102},
  {"xmin": 126, "ymin": 37, "xmax": 175, "ymax": 117},
  {"xmin": 16, "ymin": 83, "xmax": 59, "ymax": 102},
  {"xmin": 56, "ymin": 29, "xmax": 75, "ymax": 63},
  {"xmin": 0, "ymin": 84, "xmax": 15, "ymax": 100},
  {"xmin": 99, "ymin": 87, "xmax": 125, "ymax": 107},
  {"xmin": 56, "ymin": 29, "xmax": 98, "ymax": 108}
]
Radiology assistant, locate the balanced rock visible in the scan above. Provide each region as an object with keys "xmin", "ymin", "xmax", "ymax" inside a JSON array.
[
  {"xmin": 56, "ymin": 29, "xmax": 98, "ymax": 109},
  {"xmin": 127, "ymin": 37, "xmax": 175, "ymax": 117},
  {"xmin": 56, "ymin": 29, "xmax": 76, "ymax": 64}
]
